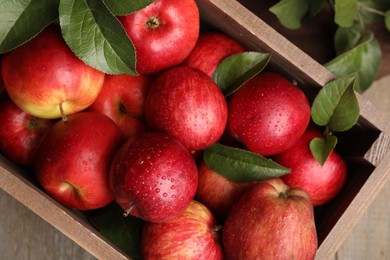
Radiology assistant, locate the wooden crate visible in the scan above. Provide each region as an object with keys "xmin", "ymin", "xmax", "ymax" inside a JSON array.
[{"xmin": 1, "ymin": 0, "xmax": 390, "ymax": 259}]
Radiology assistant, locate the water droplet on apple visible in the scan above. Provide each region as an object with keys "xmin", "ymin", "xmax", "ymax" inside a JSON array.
[
  {"xmin": 162, "ymin": 175, "xmax": 167, "ymax": 180},
  {"xmin": 170, "ymin": 185, "xmax": 175, "ymax": 190},
  {"xmin": 155, "ymin": 188, "xmax": 160, "ymax": 193},
  {"xmin": 163, "ymin": 193, "xmax": 168, "ymax": 197}
]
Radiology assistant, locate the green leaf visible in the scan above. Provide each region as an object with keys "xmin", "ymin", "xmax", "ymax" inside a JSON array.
[
  {"xmin": 310, "ymin": 135, "xmax": 338, "ymax": 166},
  {"xmin": 59, "ymin": 0, "xmax": 137, "ymax": 75},
  {"xmin": 385, "ymin": 10, "xmax": 390, "ymax": 31},
  {"xmin": 0, "ymin": 0, "xmax": 59, "ymax": 53},
  {"xmin": 334, "ymin": 20, "xmax": 362, "ymax": 55},
  {"xmin": 103, "ymin": 0, "xmax": 156, "ymax": 16},
  {"xmin": 87, "ymin": 203, "xmax": 144, "ymax": 259},
  {"xmin": 203, "ymin": 143, "xmax": 290, "ymax": 183},
  {"xmin": 335, "ymin": 0, "xmax": 358, "ymax": 27},
  {"xmin": 213, "ymin": 52, "xmax": 271, "ymax": 97},
  {"xmin": 269, "ymin": 0, "xmax": 309, "ymax": 29},
  {"xmin": 311, "ymin": 77, "xmax": 360, "ymax": 132},
  {"xmin": 325, "ymin": 31, "xmax": 381, "ymax": 92},
  {"xmin": 308, "ymin": 0, "xmax": 326, "ymax": 17}
]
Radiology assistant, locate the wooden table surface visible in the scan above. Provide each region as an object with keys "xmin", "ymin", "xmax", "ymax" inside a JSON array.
[{"xmin": 1, "ymin": 2, "xmax": 389, "ymax": 259}]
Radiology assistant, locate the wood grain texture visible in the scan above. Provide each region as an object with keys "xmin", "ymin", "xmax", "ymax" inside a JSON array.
[{"xmin": 0, "ymin": 189, "xmax": 96, "ymax": 260}]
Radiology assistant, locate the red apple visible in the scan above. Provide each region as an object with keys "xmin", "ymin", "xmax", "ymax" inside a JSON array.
[
  {"xmin": 34, "ymin": 112, "xmax": 125, "ymax": 211},
  {"xmin": 1, "ymin": 26, "xmax": 105, "ymax": 119},
  {"xmin": 141, "ymin": 200, "xmax": 223, "ymax": 259},
  {"xmin": 0, "ymin": 94, "xmax": 53, "ymax": 168},
  {"xmin": 109, "ymin": 131, "xmax": 198, "ymax": 223},
  {"xmin": 182, "ymin": 31, "xmax": 245, "ymax": 77},
  {"xmin": 118, "ymin": 0, "xmax": 200, "ymax": 75},
  {"xmin": 273, "ymin": 129, "xmax": 348, "ymax": 206},
  {"xmin": 227, "ymin": 72, "xmax": 311, "ymax": 156},
  {"xmin": 88, "ymin": 74, "xmax": 154, "ymax": 138},
  {"xmin": 145, "ymin": 66, "xmax": 228, "ymax": 152},
  {"xmin": 0, "ymin": 55, "xmax": 3, "ymax": 95},
  {"xmin": 222, "ymin": 178, "xmax": 318, "ymax": 260},
  {"xmin": 196, "ymin": 160, "xmax": 254, "ymax": 223}
]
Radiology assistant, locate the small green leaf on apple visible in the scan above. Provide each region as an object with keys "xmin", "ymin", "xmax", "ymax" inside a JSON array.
[
  {"xmin": 203, "ymin": 143, "xmax": 290, "ymax": 182},
  {"xmin": 103, "ymin": 0, "xmax": 156, "ymax": 16},
  {"xmin": 0, "ymin": 0, "xmax": 59, "ymax": 53},
  {"xmin": 269, "ymin": 0, "xmax": 309, "ymax": 29},
  {"xmin": 59, "ymin": 0, "xmax": 137, "ymax": 75},
  {"xmin": 310, "ymin": 135, "xmax": 338, "ymax": 166},
  {"xmin": 87, "ymin": 203, "xmax": 144, "ymax": 259},
  {"xmin": 213, "ymin": 52, "xmax": 271, "ymax": 97},
  {"xmin": 311, "ymin": 77, "xmax": 360, "ymax": 132}
]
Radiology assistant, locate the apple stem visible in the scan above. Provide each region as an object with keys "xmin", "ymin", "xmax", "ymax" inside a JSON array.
[
  {"xmin": 59, "ymin": 102, "xmax": 68, "ymax": 122},
  {"xmin": 119, "ymin": 104, "xmax": 145, "ymax": 123},
  {"xmin": 123, "ymin": 202, "xmax": 136, "ymax": 217},
  {"xmin": 146, "ymin": 16, "xmax": 160, "ymax": 29}
]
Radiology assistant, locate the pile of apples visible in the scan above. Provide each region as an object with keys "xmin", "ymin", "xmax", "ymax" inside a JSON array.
[{"xmin": 0, "ymin": 0, "xmax": 349, "ymax": 259}]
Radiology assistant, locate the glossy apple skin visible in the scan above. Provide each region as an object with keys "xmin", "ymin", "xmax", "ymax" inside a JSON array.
[
  {"xmin": 1, "ymin": 26, "xmax": 105, "ymax": 119},
  {"xmin": 109, "ymin": 131, "xmax": 198, "ymax": 223},
  {"xmin": 227, "ymin": 72, "xmax": 311, "ymax": 156},
  {"xmin": 195, "ymin": 161, "xmax": 254, "ymax": 223},
  {"xmin": 118, "ymin": 0, "xmax": 199, "ymax": 75},
  {"xmin": 273, "ymin": 129, "xmax": 348, "ymax": 206},
  {"xmin": 35, "ymin": 112, "xmax": 125, "ymax": 211},
  {"xmin": 222, "ymin": 178, "xmax": 318, "ymax": 260},
  {"xmin": 182, "ymin": 32, "xmax": 245, "ymax": 78},
  {"xmin": 88, "ymin": 74, "xmax": 153, "ymax": 138},
  {"xmin": 145, "ymin": 66, "xmax": 228, "ymax": 152},
  {"xmin": 0, "ymin": 94, "xmax": 53, "ymax": 168},
  {"xmin": 141, "ymin": 200, "xmax": 223, "ymax": 259}
]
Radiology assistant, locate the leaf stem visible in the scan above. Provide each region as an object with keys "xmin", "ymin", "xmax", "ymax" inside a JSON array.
[{"xmin": 357, "ymin": 2, "xmax": 386, "ymax": 17}]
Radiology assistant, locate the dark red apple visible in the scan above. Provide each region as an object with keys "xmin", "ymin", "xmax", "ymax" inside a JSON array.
[
  {"xmin": 273, "ymin": 129, "xmax": 348, "ymax": 206},
  {"xmin": 118, "ymin": 0, "xmax": 199, "ymax": 75},
  {"xmin": 141, "ymin": 200, "xmax": 223, "ymax": 259},
  {"xmin": 227, "ymin": 72, "xmax": 311, "ymax": 156},
  {"xmin": 196, "ymin": 160, "xmax": 254, "ymax": 223},
  {"xmin": 145, "ymin": 66, "xmax": 228, "ymax": 152},
  {"xmin": 88, "ymin": 74, "xmax": 153, "ymax": 138},
  {"xmin": 222, "ymin": 178, "xmax": 318, "ymax": 259},
  {"xmin": 182, "ymin": 31, "xmax": 245, "ymax": 77},
  {"xmin": 34, "ymin": 112, "xmax": 125, "ymax": 211},
  {"xmin": 0, "ymin": 94, "xmax": 53, "ymax": 168},
  {"xmin": 109, "ymin": 131, "xmax": 198, "ymax": 223},
  {"xmin": 0, "ymin": 55, "xmax": 3, "ymax": 95},
  {"xmin": 1, "ymin": 26, "xmax": 105, "ymax": 119}
]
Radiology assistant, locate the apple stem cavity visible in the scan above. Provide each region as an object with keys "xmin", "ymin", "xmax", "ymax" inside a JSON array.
[
  {"xmin": 59, "ymin": 102, "xmax": 68, "ymax": 122},
  {"xmin": 146, "ymin": 16, "xmax": 160, "ymax": 29},
  {"xmin": 278, "ymin": 192, "xmax": 288, "ymax": 199},
  {"xmin": 123, "ymin": 202, "xmax": 136, "ymax": 217}
]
